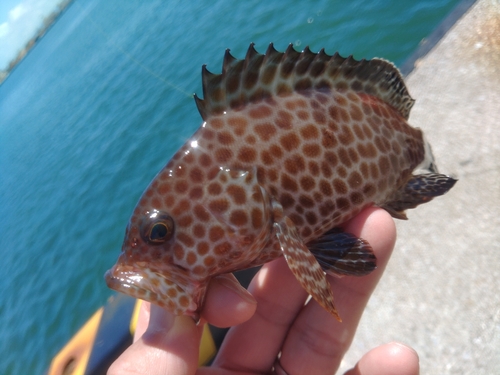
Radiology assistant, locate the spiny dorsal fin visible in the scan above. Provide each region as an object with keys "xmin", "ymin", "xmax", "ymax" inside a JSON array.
[{"xmin": 194, "ymin": 43, "xmax": 414, "ymax": 121}]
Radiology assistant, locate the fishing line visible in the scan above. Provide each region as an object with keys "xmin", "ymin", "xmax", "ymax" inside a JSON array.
[{"xmin": 73, "ymin": 0, "xmax": 193, "ymax": 98}]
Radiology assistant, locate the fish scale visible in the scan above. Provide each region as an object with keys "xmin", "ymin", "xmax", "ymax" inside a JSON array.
[{"xmin": 105, "ymin": 43, "xmax": 456, "ymax": 320}]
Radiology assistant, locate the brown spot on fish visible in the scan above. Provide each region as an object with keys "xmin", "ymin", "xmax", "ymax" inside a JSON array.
[
  {"xmin": 260, "ymin": 150, "xmax": 273, "ymax": 166},
  {"xmin": 280, "ymin": 192, "xmax": 295, "ymax": 209},
  {"xmin": 300, "ymin": 176, "xmax": 316, "ymax": 191},
  {"xmin": 186, "ymin": 251, "xmax": 197, "ymax": 265},
  {"xmin": 211, "ymin": 118, "xmax": 224, "ymax": 129},
  {"xmin": 281, "ymin": 174, "xmax": 299, "ymax": 192},
  {"xmin": 249, "ymin": 104, "xmax": 273, "ymax": 119},
  {"xmin": 321, "ymin": 128, "xmax": 338, "ymax": 149},
  {"xmin": 215, "ymin": 147, "xmax": 233, "ymax": 163},
  {"xmin": 167, "ymin": 288, "xmax": 178, "ymax": 298},
  {"xmin": 190, "ymin": 167, "xmax": 204, "ymax": 183},
  {"xmin": 337, "ymin": 166, "xmax": 348, "ymax": 178},
  {"xmin": 348, "ymin": 147, "xmax": 360, "ymax": 163},
  {"xmin": 279, "ymin": 133, "xmax": 300, "ymax": 152},
  {"xmin": 192, "ymin": 224, "xmax": 205, "ymax": 238},
  {"xmin": 175, "ymin": 180, "xmax": 188, "ymax": 194},
  {"xmin": 303, "ymin": 143, "xmax": 321, "ymax": 158},
  {"xmin": 370, "ymin": 162, "xmax": 380, "ymax": 179},
  {"xmin": 237, "ymin": 147, "xmax": 257, "ymax": 163},
  {"xmin": 338, "ymin": 148, "xmax": 352, "ymax": 167},
  {"xmin": 173, "ymin": 199, "xmax": 191, "ymax": 216},
  {"xmin": 245, "ymin": 134, "xmax": 256, "ymax": 144},
  {"xmin": 197, "ymin": 242, "xmax": 209, "ymax": 256},
  {"xmin": 318, "ymin": 180, "xmax": 332, "ymax": 197},
  {"xmin": 251, "ymin": 208, "xmax": 263, "ymax": 229},
  {"xmin": 214, "ymin": 242, "xmax": 232, "ymax": 256},
  {"xmin": 269, "ymin": 144, "xmax": 283, "ymax": 158},
  {"xmin": 189, "ymin": 187, "xmax": 203, "ymax": 200},
  {"xmin": 217, "ymin": 131, "xmax": 235, "ymax": 145},
  {"xmin": 378, "ymin": 155, "xmax": 391, "ymax": 174},
  {"xmin": 336, "ymin": 197, "xmax": 351, "ymax": 211},
  {"xmin": 275, "ymin": 110, "xmax": 294, "ymax": 130},
  {"xmin": 174, "ymin": 244, "xmax": 185, "ymax": 260},
  {"xmin": 209, "ymin": 226, "xmax": 225, "ymax": 242},
  {"xmin": 299, "ymin": 194, "xmax": 315, "ymax": 208},
  {"xmin": 255, "ymin": 123, "xmax": 276, "ymax": 141},
  {"xmin": 204, "ymin": 256, "xmax": 216, "ymax": 267},
  {"xmin": 308, "ymin": 160, "xmax": 320, "ymax": 176},
  {"xmin": 177, "ymin": 215, "xmax": 193, "ymax": 227},
  {"xmin": 267, "ymin": 168, "xmax": 278, "ymax": 182},
  {"xmin": 313, "ymin": 110, "xmax": 327, "ymax": 124},
  {"xmin": 297, "ymin": 110, "xmax": 310, "ymax": 120},
  {"xmin": 305, "ymin": 211, "xmax": 318, "ymax": 225},
  {"xmin": 300, "ymin": 123, "xmax": 319, "ymax": 139},
  {"xmin": 207, "ymin": 182, "xmax": 222, "ymax": 196},
  {"xmin": 179, "ymin": 296, "xmax": 190, "ymax": 308},
  {"xmin": 230, "ymin": 209, "xmax": 248, "ymax": 226},
  {"xmin": 193, "ymin": 204, "xmax": 210, "ymax": 222},
  {"xmin": 227, "ymin": 185, "xmax": 247, "ymax": 205},
  {"xmin": 320, "ymin": 160, "xmax": 333, "ymax": 178}
]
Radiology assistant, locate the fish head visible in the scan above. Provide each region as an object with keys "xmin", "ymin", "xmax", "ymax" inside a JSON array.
[
  {"xmin": 105, "ymin": 156, "xmax": 273, "ymax": 318},
  {"xmin": 105, "ymin": 199, "xmax": 205, "ymax": 318}
]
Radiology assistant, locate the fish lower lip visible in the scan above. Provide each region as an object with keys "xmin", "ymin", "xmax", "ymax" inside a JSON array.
[
  {"xmin": 104, "ymin": 269, "xmax": 126, "ymax": 290},
  {"xmin": 104, "ymin": 268, "xmax": 148, "ymax": 293}
]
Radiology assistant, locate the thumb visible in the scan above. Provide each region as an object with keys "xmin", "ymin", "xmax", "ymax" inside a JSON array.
[
  {"xmin": 344, "ymin": 342, "xmax": 419, "ymax": 375},
  {"xmin": 202, "ymin": 273, "xmax": 257, "ymax": 328},
  {"xmin": 108, "ymin": 305, "xmax": 200, "ymax": 375}
]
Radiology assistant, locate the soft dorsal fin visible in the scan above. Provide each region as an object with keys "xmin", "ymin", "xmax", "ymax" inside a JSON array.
[{"xmin": 194, "ymin": 43, "xmax": 414, "ymax": 121}]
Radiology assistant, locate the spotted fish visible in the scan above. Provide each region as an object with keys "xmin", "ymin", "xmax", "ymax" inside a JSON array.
[{"xmin": 105, "ymin": 44, "xmax": 456, "ymax": 321}]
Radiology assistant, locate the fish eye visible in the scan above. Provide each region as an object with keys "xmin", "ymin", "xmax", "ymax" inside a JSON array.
[{"xmin": 140, "ymin": 211, "xmax": 175, "ymax": 245}]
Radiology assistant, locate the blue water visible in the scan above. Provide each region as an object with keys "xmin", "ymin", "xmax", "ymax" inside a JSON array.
[{"xmin": 0, "ymin": 0, "xmax": 460, "ymax": 373}]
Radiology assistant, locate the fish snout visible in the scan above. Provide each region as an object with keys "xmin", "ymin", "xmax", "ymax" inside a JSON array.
[{"xmin": 104, "ymin": 261, "xmax": 204, "ymax": 317}]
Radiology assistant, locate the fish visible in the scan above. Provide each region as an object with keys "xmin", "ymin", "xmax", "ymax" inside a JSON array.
[{"xmin": 105, "ymin": 43, "xmax": 456, "ymax": 321}]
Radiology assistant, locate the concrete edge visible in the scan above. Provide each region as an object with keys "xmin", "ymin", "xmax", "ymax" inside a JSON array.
[{"xmin": 400, "ymin": 0, "xmax": 478, "ymax": 76}]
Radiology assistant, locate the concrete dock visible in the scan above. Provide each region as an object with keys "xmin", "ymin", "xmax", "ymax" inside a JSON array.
[{"xmin": 338, "ymin": 0, "xmax": 500, "ymax": 373}]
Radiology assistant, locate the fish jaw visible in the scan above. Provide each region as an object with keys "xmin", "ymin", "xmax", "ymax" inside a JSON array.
[{"xmin": 105, "ymin": 255, "xmax": 205, "ymax": 319}]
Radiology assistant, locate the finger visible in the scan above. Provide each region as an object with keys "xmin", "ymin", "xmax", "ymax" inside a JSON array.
[
  {"xmin": 344, "ymin": 342, "xmax": 419, "ymax": 375},
  {"xmin": 110, "ymin": 274, "xmax": 257, "ymax": 374},
  {"xmin": 202, "ymin": 273, "xmax": 257, "ymax": 328},
  {"xmin": 212, "ymin": 256, "xmax": 309, "ymax": 372},
  {"xmin": 108, "ymin": 305, "xmax": 201, "ymax": 375},
  {"xmin": 278, "ymin": 207, "xmax": 396, "ymax": 374}
]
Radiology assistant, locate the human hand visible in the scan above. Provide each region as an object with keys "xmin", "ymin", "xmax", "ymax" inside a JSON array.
[{"xmin": 108, "ymin": 207, "xmax": 419, "ymax": 375}]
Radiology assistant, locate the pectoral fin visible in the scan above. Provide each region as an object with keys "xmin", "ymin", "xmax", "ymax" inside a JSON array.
[
  {"xmin": 274, "ymin": 216, "xmax": 341, "ymax": 321},
  {"xmin": 308, "ymin": 228, "xmax": 376, "ymax": 277}
]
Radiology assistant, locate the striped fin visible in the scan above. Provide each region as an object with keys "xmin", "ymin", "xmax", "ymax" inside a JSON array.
[
  {"xmin": 307, "ymin": 228, "xmax": 376, "ymax": 276},
  {"xmin": 382, "ymin": 173, "xmax": 458, "ymax": 219},
  {"xmin": 194, "ymin": 43, "xmax": 415, "ymax": 121},
  {"xmin": 274, "ymin": 217, "xmax": 341, "ymax": 321}
]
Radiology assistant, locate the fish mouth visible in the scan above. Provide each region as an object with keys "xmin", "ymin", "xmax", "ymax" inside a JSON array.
[
  {"xmin": 105, "ymin": 266, "xmax": 148, "ymax": 296},
  {"xmin": 104, "ymin": 263, "xmax": 200, "ymax": 317},
  {"xmin": 105, "ymin": 265, "xmax": 156, "ymax": 301}
]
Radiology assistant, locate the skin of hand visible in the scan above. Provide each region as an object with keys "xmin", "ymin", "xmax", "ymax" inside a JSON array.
[{"xmin": 107, "ymin": 207, "xmax": 420, "ymax": 375}]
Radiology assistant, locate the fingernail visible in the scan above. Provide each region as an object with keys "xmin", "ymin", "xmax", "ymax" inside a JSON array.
[
  {"xmin": 216, "ymin": 274, "xmax": 257, "ymax": 304},
  {"xmin": 148, "ymin": 304, "xmax": 176, "ymax": 333},
  {"xmin": 147, "ymin": 305, "xmax": 196, "ymax": 340},
  {"xmin": 390, "ymin": 341, "xmax": 419, "ymax": 357}
]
